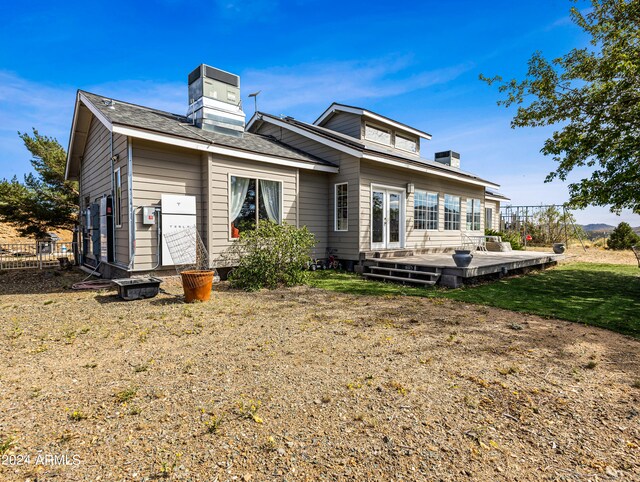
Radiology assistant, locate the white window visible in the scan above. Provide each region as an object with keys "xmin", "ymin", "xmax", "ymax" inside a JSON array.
[
  {"xmin": 395, "ymin": 134, "xmax": 417, "ymax": 153},
  {"xmin": 113, "ymin": 167, "xmax": 123, "ymax": 227},
  {"xmin": 334, "ymin": 183, "xmax": 348, "ymax": 231},
  {"xmin": 414, "ymin": 191, "xmax": 438, "ymax": 230},
  {"xmin": 444, "ymin": 194, "xmax": 461, "ymax": 230},
  {"xmin": 466, "ymin": 198, "xmax": 482, "ymax": 231},
  {"xmin": 485, "ymin": 207, "xmax": 493, "ymax": 230},
  {"xmin": 230, "ymin": 176, "xmax": 282, "ymax": 238},
  {"xmin": 364, "ymin": 123, "xmax": 391, "ymax": 145}
]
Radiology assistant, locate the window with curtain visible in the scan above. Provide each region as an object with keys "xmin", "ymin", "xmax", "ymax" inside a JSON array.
[
  {"xmin": 466, "ymin": 198, "xmax": 481, "ymax": 231},
  {"xmin": 414, "ymin": 191, "xmax": 438, "ymax": 230},
  {"xmin": 230, "ymin": 176, "xmax": 281, "ymax": 238},
  {"xmin": 444, "ymin": 194, "xmax": 461, "ymax": 230},
  {"xmin": 485, "ymin": 207, "xmax": 493, "ymax": 230},
  {"xmin": 335, "ymin": 183, "xmax": 348, "ymax": 231}
]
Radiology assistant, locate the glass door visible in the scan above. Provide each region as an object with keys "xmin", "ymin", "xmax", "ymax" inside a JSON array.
[
  {"xmin": 371, "ymin": 188, "xmax": 404, "ymax": 250},
  {"xmin": 387, "ymin": 192, "xmax": 401, "ymax": 249},
  {"xmin": 371, "ymin": 190, "xmax": 385, "ymax": 250}
]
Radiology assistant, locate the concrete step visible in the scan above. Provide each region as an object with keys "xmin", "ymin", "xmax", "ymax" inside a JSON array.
[{"xmin": 363, "ymin": 272, "xmax": 437, "ymax": 286}]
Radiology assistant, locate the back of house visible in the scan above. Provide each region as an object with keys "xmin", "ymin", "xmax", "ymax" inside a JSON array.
[{"xmin": 65, "ymin": 64, "xmax": 509, "ymax": 278}]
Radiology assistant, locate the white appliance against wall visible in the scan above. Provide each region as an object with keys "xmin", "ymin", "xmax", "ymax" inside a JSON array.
[{"xmin": 161, "ymin": 194, "xmax": 197, "ymax": 266}]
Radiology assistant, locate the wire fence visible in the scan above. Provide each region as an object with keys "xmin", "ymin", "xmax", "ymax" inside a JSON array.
[{"xmin": 0, "ymin": 242, "xmax": 76, "ymax": 270}]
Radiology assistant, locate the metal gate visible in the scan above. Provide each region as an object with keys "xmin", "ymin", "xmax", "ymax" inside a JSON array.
[{"xmin": 0, "ymin": 241, "xmax": 76, "ymax": 270}]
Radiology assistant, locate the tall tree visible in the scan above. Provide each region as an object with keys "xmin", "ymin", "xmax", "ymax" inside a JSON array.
[
  {"xmin": 481, "ymin": 0, "xmax": 640, "ymax": 214},
  {"xmin": 0, "ymin": 129, "xmax": 78, "ymax": 238}
]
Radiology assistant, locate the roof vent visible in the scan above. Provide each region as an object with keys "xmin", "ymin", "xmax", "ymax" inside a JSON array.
[
  {"xmin": 187, "ymin": 64, "xmax": 245, "ymax": 137},
  {"xmin": 434, "ymin": 150, "xmax": 460, "ymax": 168}
]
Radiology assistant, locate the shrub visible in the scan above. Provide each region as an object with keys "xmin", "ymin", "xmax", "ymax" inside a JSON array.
[
  {"xmin": 607, "ymin": 222, "xmax": 640, "ymax": 250},
  {"xmin": 485, "ymin": 229, "xmax": 523, "ymax": 250},
  {"xmin": 225, "ymin": 221, "xmax": 316, "ymax": 291}
]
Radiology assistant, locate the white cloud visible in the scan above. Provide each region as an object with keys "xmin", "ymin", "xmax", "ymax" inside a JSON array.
[{"xmin": 241, "ymin": 59, "xmax": 473, "ymax": 118}]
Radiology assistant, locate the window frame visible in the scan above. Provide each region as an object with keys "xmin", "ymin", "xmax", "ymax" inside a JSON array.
[
  {"xmin": 364, "ymin": 122, "xmax": 392, "ymax": 146},
  {"xmin": 466, "ymin": 198, "xmax": 482, "ymax": 231},
  {"xmin": 414, "ymin": 190, "xmax": 438, "ymax": 231},
  {"xmin": 485, "ymin": 207, "xmax": 493, "ymax": 230},
  {"xmin": 228, "ymin": 173, "xmax": 284, "ymax": 240},
  {"xmin": 394, "ymin": 133, "xmax": 418, "ymax": 153},
  {"xmin": 444, "ymin": 194, "xmax": 461, "ymax": 231},
  {"xmin": 334, "ymin": 182, "xmax": 349, "ymax": 232},
  {"xmin": 113, "ymin": 167, "xmax": 123, "ymax": 228}
]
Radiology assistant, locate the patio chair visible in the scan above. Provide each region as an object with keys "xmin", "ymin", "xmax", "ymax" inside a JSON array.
[{"xmin": 632, "ymin": 246, "xmax": 640, "ymax": 268}]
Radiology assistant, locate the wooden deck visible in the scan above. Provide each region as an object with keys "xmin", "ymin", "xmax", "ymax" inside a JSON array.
[{"xmin": 363, "ymin": 251, "xmax": 563, "ymax": 287}]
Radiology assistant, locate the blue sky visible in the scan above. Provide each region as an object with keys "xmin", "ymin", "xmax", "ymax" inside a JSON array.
[{"xmin": 1, "ymin": 0, "xmax": 638, "ymax": 226}]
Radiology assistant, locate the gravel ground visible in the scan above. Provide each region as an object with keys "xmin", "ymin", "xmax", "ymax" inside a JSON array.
[{"xmin": 0, "ymin": 269, "xmax": 639, "ymax": 481}]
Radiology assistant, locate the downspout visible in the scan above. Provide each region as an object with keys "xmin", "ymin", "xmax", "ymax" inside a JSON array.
[
  {"xmin": 127, "ymin": 137, "xmax": 136, "ymax": 270},
  {"xmin": 109, "ymin": 132, "xmax": 116, "ymax": 262}
]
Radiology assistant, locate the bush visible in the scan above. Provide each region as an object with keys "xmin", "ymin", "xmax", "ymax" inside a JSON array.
[
  {"xmin": 607, "ymin": 222, "xmax": 640, "ymax": 250},
  {"xmin": 485, "ymin": 229, "xmax": 523, "ymax": 250},
  {"xmin": 225, "ymin": 222, "xmax": 316, "ymax": 291}
]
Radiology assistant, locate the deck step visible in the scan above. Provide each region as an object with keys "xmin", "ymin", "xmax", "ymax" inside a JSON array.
[
  {"xmin": 369, "ymin": 266, "xmax": 439, "ymax": 277},
  {"xmin": 362, "ymin": 272, "xmax": 437, "ymax": 285}
]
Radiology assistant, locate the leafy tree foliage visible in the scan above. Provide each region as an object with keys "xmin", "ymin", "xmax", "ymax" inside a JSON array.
[
  {"xmin": 485, "ymin": 228, "xmax": 524, "ymax": 250},
  {"xmin": 223, "ymin": 221, "xmax": 316, "ymax": 291},
  {"xmin": 525, "ymin": 206, "xmax": 584, "ymax": 245},
  {"xmin": 481, "ymin": 0, "xmax": 640, "ymax": 214},
  {"xmin": 607, "ymin": 222, "xmax": 640, "ymax": 249},
  {"xmin": 0, "ymin": 130, "xmax": 78, "ymax": 238}
]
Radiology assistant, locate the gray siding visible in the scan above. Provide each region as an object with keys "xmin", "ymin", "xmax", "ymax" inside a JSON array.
[
  {"xmin": 131, "ymin": 140, "xmax": 205, "ymax": 270},
  {"xmin": 327, "ymin": 155, "xmax": 360, "ymax": 260},
  {"xmin": 255, "ymin": 121, "xmax": 361, "ymax": 260},
  {"xmin": 321, "ymin": 112, "xmax": 362, "ymax": 138},
  {"xmin": 207, "ymin": 154, "xmax": 299, "ymax": 265},
  {"xmin": 484, "ymin": 200, "xmax": 501, "ymax": 231},
  {"xmin": 359, "ymin": 160, "xmax": 486, "ymax": 251},
  {"xmin": 79, "ymin": 117, "xmax": 129, "ymax": 266},
  {"xmin": 299, "ymin": 170, "xmax": 329, "ymax": 258}
]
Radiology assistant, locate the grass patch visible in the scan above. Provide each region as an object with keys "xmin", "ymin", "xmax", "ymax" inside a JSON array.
[{"xmin": 307, "ymin": 263, "xmax": 640, "ymax": 338}]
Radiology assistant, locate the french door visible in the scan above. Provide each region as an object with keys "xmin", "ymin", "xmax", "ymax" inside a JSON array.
[{"xmin": 371, "ymin": 187, "xmax": 404, "ymax": 250}]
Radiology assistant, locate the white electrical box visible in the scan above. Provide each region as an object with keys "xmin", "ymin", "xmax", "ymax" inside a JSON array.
[
  {"xmin": 161, "ymin": 194, "xmax": 197, "ymax": 266},
  {"xmin": 142, "ymin": 206, "xmax": 156, "ymax": 225}
]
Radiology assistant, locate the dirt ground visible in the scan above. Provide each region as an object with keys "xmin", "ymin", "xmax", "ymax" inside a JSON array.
[
  {"xmin": 0, "ymin": 269, "xmax": 638, "ymax": 481},
  {"xmin": 0, "ymin": 223, "xmax": 73, "ymax": 244},
  {"xmin": 527, "ymin": 244, "xmax": 638, "ymax": 266}
]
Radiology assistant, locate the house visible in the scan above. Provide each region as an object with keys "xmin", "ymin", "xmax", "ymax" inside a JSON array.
[{"xmin": 65, "ymin": 64, "xmax": 510, "ymax": 279}]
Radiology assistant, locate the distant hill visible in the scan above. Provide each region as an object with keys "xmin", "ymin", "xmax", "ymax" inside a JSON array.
[{"xmin": 581, "ymin": 223, "xmax": 615, "ymax": 232}]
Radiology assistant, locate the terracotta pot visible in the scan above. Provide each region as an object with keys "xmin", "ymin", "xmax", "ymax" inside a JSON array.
[
  {"xmin": 180, "ymin": 270, "xmax": 214, "ymax": 303},
  {"xmin": 452, "ymin": 249, "xmax": 473, "ymax": 268}
]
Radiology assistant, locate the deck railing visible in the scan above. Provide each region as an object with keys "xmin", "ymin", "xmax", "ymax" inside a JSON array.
[{"xmin": 0, "ymin": 242, "xmax": 76, "ymax": 270}]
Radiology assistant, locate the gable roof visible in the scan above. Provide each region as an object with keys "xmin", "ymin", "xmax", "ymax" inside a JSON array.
[
  {"xmin": 248, "ymin": 112, "xmax": 500, "ymax": 189},
  {"xmin": 314, "ymin": 102, "xmax": 432, "ymax": 140},
  {"xmin": 485, "ymin": 189, "xmax": 511, "ymax": 202},
  {"xmin": 65, "ymin": 91, "xmax": 338, "ymax": 179}
]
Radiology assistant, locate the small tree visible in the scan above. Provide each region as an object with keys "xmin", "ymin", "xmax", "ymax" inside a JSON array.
[
  {"xmin": 0, "ymin": 130, "xmax": 78, "ymax": 238},
  {"xmin": 606, "ymin": 222, "xmax": 640, "ymax": 250},
  {"xmin": 481, "ymin": 0, "xmax": 640, "ymax": 214},
  {"xmin": 224, "ymin": 222, "xmax": 316, "ymax": 291}
]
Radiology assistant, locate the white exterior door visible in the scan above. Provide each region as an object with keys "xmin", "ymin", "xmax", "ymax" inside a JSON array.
[{"xmin": 371, "ymin": 187, "xmax": 404, "ymax": 250}]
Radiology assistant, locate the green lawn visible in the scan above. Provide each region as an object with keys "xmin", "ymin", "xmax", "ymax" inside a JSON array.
[{"xmin": 307, "ymin": 263, "xmax": 640, "ymax": 338}]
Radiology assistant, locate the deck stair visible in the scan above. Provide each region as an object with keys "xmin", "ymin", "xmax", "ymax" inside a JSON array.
[{"xmin": 363, "ymin": 260, "xmax": 440, "ymax": 286}]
